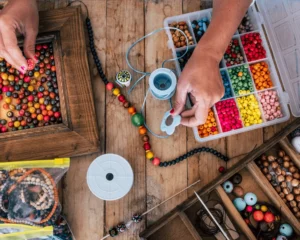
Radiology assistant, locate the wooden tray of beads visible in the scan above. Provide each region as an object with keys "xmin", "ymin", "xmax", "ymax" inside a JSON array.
[
  {"xmin": 0, "ymin": 6, "xmax": 100, "ymax": 161},
  {"xmin": 140, "ymin": 117, "xmax": 300, "ymax": 240}
]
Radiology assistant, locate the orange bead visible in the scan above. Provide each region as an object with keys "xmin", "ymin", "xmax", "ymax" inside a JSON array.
[
  {"xmin": 139, "ymin": 126, "xmax": 147, "ymax": 135},
  {"xmin": 128, "ymin": 107, "xmax": 136, "ymax": 115}
]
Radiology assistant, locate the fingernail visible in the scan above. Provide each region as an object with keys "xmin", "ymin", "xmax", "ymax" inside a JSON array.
[
  {"xmin": 170, "ymin": 108, "xmax": 174, "ymax": 114},
  {"xmin": 21, "ymin": 66, "xmax": 25, "ymax": 70},
  {"xmin": 34, "ymin": 56, "xmax": 38, "ymax": 61}
]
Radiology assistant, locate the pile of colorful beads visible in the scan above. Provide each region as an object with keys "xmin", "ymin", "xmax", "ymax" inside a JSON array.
[
  {"xmin": 258, "ymin": 90, "xmax": 283, "ymax": 121},
  {"xmin": 237, "ymin": 94, "xmax": 263, "ymax": 127},
  {"xmin": 191, "ymin": 17, "xmax": 209, "ymax": 42},
  {"xmin": 241, "ymin": 33, "xmax": 266, "ymax": 62},
  {"xmin": 215, "ymin": 99, "xmax": 243, "ymax": 132},
  {"xmin": 197, "ymin": 108, "xmax": 218, "ymax": 138},
  {"xmin": 250, "ymin": 61, "xmax": 273, "ymax": 90},
  {"xmin": 169, "ymin": 21, "xmax": 194, "ymax": 48},
  {"xmin": 238, "ymin": 12, "xmax": 255, "ymax": 34},
  {"xmin": 224, "ymin": 39, "xmax": 245, "ymax": 67},
  {"xmin": 228, "ymin": 65, "xmax": 254, "ymax": 96},
  {"xmin": 177, "ymin": 47, "xmax": 195, "ymax": 71},
  {"xmin": 0, "ymin": 43, "xmax": 61, "ymax": 133},
  {"xmin": 221, "ymin": 71, "xmax": 233, "ymax": 100}
]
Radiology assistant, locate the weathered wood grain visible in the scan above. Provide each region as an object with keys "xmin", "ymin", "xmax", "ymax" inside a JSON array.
[{"xmin": 105, "ymin": 0, "xmax": 146, "ymax": 239}]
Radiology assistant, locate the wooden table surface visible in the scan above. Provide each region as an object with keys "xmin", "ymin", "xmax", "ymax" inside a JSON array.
[{"xmin": 1, "ymin": 0, "xmax": 295, "ymax": 239}]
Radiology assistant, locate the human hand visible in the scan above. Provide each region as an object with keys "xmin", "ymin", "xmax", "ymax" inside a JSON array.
[
  {"xmin": 0, "ymin": 0, "xmax": 38, "ymax": 73},
  {"xmin": 172, "ymin": 48, "xmax": 224, "ymax": 127}
]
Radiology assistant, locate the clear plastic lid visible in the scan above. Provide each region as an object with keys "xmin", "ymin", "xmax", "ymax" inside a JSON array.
[{"xmin": 256, "ymin": 0, "xmax": 300, "ymax": 117}]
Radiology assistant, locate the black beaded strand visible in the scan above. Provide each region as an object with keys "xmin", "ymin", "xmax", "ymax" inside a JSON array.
[{"xmin": 159, "ymin": 147, "xmax": 229, "ymax": 167}]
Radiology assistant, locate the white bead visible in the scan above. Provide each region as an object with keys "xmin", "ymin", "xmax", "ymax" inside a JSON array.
[{"xmin": 291, "ymin": 136, "xmax": 300, "ymax": 153}]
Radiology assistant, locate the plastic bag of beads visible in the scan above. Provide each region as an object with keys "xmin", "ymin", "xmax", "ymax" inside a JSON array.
[
  {"xmin": 0, "ymin": 224, "xmax": 53, "ymax": 239},
  {"xmin": 0, "ymin": 158, "xmax": 70, "ymax": 228}
]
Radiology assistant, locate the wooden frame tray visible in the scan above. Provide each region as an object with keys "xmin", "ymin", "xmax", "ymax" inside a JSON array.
[
  {"xmin": 140, "ymin": 117, "xmax": 300, "ymax": 240},
  {"xmin": 0, "ymin": 7, "xmax": 100, "ymax": 161}
]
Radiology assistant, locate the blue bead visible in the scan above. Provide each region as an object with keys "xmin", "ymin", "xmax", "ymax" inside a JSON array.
[
  {"xmin": 192, "ymin": 24, "xmax": 196, "ymax": 28},
  {"xmin": 276, "ymin": 236, "xmax": 288, "ymax": 240},
  {"xmin": 233, "ymin": 198, "xmax": 246, "ymax": 211},
  {"xmin": 203, "ymin": 23, "xmax": 207, "ymax": 32},
  {"xmin": 222, "ymin": 181, "xmax": 233, "ymax": 193},
  {"xmin": 6, "ymin": 92, "xmax": 12, "ymax": 97},
  {"xmin": 244, "ymin": 192, "xmax": 257, "ymax": 206},
  {"xmin": 203, "ymin": 17, "xmax": 208, "ymax": 22},
  {"xmin": 279, "ymin": 224, "xmax": 293, "ymax": 237},
  {"xmin": 197, "ymin": 31, "xmax": 202, "ymax": 36}
]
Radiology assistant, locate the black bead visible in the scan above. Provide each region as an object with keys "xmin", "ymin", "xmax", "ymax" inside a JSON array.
[
  {"xmin": 163, "ymin": 162, "xmax": 168, "ymax": 167},
  {"xmin": 171, "ymin": 160, "xmax": 176, "ymax": 165},
  {"xmin": 176, "ymin": 158, "xmax": 180, "ymax": 163}
]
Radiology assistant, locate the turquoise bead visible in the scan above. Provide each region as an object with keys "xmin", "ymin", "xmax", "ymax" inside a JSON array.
[
  {"xmin": 131, "ymin": 113, "xmax": 144, "ymax": 127},
  {"xmin": 233, "ymin": 198, "xmax": 246, "ymax": 211},
  {"xmin": 279, "ymin": 223, "xmax": 293, "ymax": 237},
  {"xmin": 244, "ymin": 192, "xmax": 257, "ymax": 206},
  {"xmin": 222, "ymin": 181, "xmax": 233, "ymax": 193}
]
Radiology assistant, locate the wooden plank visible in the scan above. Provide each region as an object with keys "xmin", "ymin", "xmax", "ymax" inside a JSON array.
[
  {"xmin": 105, "ymin": 0, "xmax": 146, "ymax": 239},
  {"xmin": 216, "ymin": 186, "xmax": 256, "ymax": 240},
  {"xmin": 144, "ymin": 0, "xmax": 187, "ymax": 226},
  {"xmin": 247, "ymin": 162, "xmax": 300, "ymax": 235},
  {"xmin": 178, "ymin": 212, "xmax": 202, "ymax": 240}
]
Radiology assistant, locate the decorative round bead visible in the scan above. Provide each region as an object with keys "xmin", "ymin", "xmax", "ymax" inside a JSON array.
[
  {"xmin": 246, "ymin": 205, "xmax": 253, "ymax": 213},
  {"xmin": 231, "ymin": 173, "xmax": 242, "ymax": 185},
  {"xmin": 123, "ymin": 102, "xmax": 129, "ymax": 108},
  {"xmin": 132, "ymin": 214, "xmax": 142, "ymax": 223},
  {"xmin": 116, "ymin": 223, "xmax": 126, "ymax": 233},
  {"xmin": 152, "ymin": 157, "xmax": 160, "ymax": 166},
  {"xmin": 276, "ymin": 236, "xmax": 288, "ymax": 240},
  {"xmin": 106, "ymin": 82, "xmax": 114, "ymax": 91},
  {"xmin": 222, "ymin": 181, "xmax": 233, "ymax": 193},
  {"xmin": 263, "ymin": 212, "xmax": 274, "ymax": 223},
  {"xmin": 146, "ymin": 151, "xmax": 154, "ymax": 160},
  {"xmin": 279, "ymin": 223, "xmax": 293, "ymax": 237},
  {"xmin": 218, "ymin": 166, "xmax": 226, "ymax": 173},
  {"xmin": 131, "ymin": 113, "xmax": 144, "ymax": 127},
  {"xmin": 253, "ymin": 210, "xmax": 264, "ymax": 222},
  {"xmin": 143, "ymin": 142, "xmax": 151, "ymax": 151},
  {"xmin": 118, "ymin": 95, "xmax": 126, "ymax": 103},
  {"xmin": 112, "ymin": 88, "xmax": 120, "ymax": 96},
  {"xmin": 244, "ymin": 192, "xmax": 257, "ymax": 206},
  {"xmin": 233, "ymin": 198, "xmax": 246, "ymax": 211},
  {"xmin": 142, "ymin": 135, "xmax": 149, "ymax": 142},
  {"xmin": 109, "ymin": 227, "xmax": 118, "ymax": 237},
  {"xmin": 260, "ymin": 205, "xmax": 268, "ymax": 212},
  {"xmin": 128, "ymin": 107, "xmax": 136, "ymax": 115},
  {"xmin": 139, "ymin": 126, "xmax": 147, "ymax": 135}
]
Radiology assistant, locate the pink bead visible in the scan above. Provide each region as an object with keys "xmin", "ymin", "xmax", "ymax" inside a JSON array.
[
  {"xmin": 270, "ymin": 98, "xmax": 275, "ymax": 103},
  {"xmin": 261, "ymin": 98, "xmax": 265, "ymax": 103},
  {"xmin": 274, "ymin": 102, "xmax": 280, "ymax": 107},
  {"xmin": 276, "ymin": 110, "xmax": 282, "ymax": 115},
  {"xmin": 267, "ymin": 105, "xmax": 271, "ymax": 110},
  {"xmin": 106, "ymin": 82, "xmax": 114, "ymax": 91},
  {"xmin": 2, "ymin": 86, "xmax": 8, "ymax": 92},
  {"xmin": 273, "ymin": 112, "xmax": 278, "ymax": 117},
  {"xmin": 270, "ymin": 116, "xmax": 274, "ymax": 120},
  {"xmin": 265, "ymin": 114, "xmax": 269, "ymax": 119}
]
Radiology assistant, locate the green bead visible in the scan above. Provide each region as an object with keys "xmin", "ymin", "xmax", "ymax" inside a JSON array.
[{"xmin": 131, "ymin": 113, "xmax": 144, "ymax": 127}]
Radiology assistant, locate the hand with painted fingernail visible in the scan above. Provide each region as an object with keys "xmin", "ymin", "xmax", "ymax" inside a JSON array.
[
  {"xmin": 172, "ymin": 49, "xmax": 224, "ymax": 127},
  {"xmin": 0, "ymin": 0, "xmax": 38, "ymax": 73}
]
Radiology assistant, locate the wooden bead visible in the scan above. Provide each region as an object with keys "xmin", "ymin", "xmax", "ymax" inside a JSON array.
[
  {"xmin": 293, "ymin": 207, "xmax": 299, "ymax": 213},
  {"xmin": 283, "ymin": 155, "xmax": 290, "ymax": 161},
  {"xmin": 142, "ymin": 135, "xmax": 149, "ymax": 142},
  {"xmin": 233, "ymin": 186, "xmax": 244, "ymax": 197},
  {"xmin": 261, "ymin": 154, "xmax": 267, "ymax": 161},
  {"xmin": 267, "ymin": 155, "xmax": 275, "ymax": 162},
  {"xmin": 131, "ymin": 113, "xmax": 144, "ymax": 127},
  {"xmin": 123, "ymin": 101, "xmax": 130, "ymax": 108},
  {"xmin": 296, "ymin": 195, "xmax": 300, "ymax": 202},
  {"xmin": 112, "ymin": 88, "xmax": 120, "ymax": 96},
  {"xmin": 275, "ymin": 167, "xmax": 282, "ymax": 175},
  {"xmin": 294, "ymin": 187, "xmax": 300, "ymax": 195},
  {"xmin": 283, "ymin": 188, "xmax": 290, "ymax": 195},
  {"xmin": 266, "ymin": 174, "xmax": 272, "ymax": 181},
  {"xmin": 279, "ymin": 192, "xmax": 285, "ymax": 198},
  {"xmin": 292, "ymin": 179, "xmax": 299, "ymax": 187},
  {"xmin": 271, "ymin": 162, "xmax": 278, "ymax": 169},
  {"xmin": 290, "ymin": 200, "xmax": 297, "ymax": 207},
  {"xmin": 275, "ymin": 186, "xmax": 281, "ymax": 193},
  {"xmin": 262, "ymin": 167, "xmax": 268, "ymax": 174},
  {"xmin": 282, "ymin": 170, "xmax": 286, "ymax": 176},
  {"xmin": 143, "ymin": 142, "xmax": 151, "ymax": 151},
  {"xmin": 278, "ymin": 150, "xmax": 285, "ymax": 157},
  {"xmin": 296, "ymin": 212, "xmax": 300, "ymax": 219},
  {"xmin": 289, "ymin": 166, "xmax": 297, "ymax": 173},
  {"xmin": 293, "ymin": 173, "xmax": 300, "ymax": 179},
  {"xmin": 281, "ymin": 182, "xmax": 287, "ymax": 188},
  {"xmin": 146, "ymin": 151, "xmax": 154, "ymax": 160},
  {"xmin": 283, "ymin": 161, "xmax": 290, "ymax": 168},
  {"xmin": 277, "ymin": 175, "xmax": 285, "ymax": 182},
  {"xmin": 139, "ymin": 126, "xmax": 147, "ymax": 135},
  {"xmin": 286, "ymin": 175, "xmax": 293, "ymax": 182},
  {"xmin": 263, "ymin": 161, "xmax": 269, "ymax": 167},
  {"xmin": 128, "ymin": 107, "xmax": 136, "ymax": 115},
  {"xmin": 286, "ymin": 194, "xmax": 294, "ymax": 201}
]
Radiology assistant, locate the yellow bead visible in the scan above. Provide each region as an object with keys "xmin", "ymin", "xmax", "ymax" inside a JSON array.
[
  {"xmin": 34, "ymin": 103, "xmax": 40, "ymax": 109},
  {"xmin": 9, "ymin": 105, "xmax": 15, "ymax": 111},
  {"xmin": 28, "ymin": 102, "xmax": 33, "ymax": 107},
  {"xmin": 29, "ymin": 107, "xmax": 36, "ymax": 114},
  {"xmin": 28, "ymin": 86, "xmax": 34, "ymax": 92},
  {"xmin": 5, "ymin": 97, "xmax": 11, "ymax": 104},
  {"xmin": 34, "ymin": 72, "xmax": 40, "ymax": 78},
  {"xmin": 1, "ymin": 73, "xmax": 8, "ymax": 80},
  {"xmin": 112, "ymin": 88, "xmax": 120, "ymax": 96},
  {"xmin": 245, "ymin": 123, "xmax": 250, "ymax": 127},
  {"xmin": 14, "ymin": 121, "xmax": 20, "ymax": 128},
  {"xmin": 46, "ymin": 105, "xmax": 52, "ymax": 111},
  {"xmin": 30, "ymin": 79, "xmax": 37, "ymax": 85},
  {"xmin": 39, "ymin": 98, "xmax": 45, "ymax": 104},
  {"xmin": 8, "ymin": 75, "xmax": 14, "ymax": 81},
  {"xmin": 146, "ymin": 151, "xmax": 154, "ymax": 160},
  {"xmin": 37, "ymin": 114, "xmax": 43, "ymax": 121}
]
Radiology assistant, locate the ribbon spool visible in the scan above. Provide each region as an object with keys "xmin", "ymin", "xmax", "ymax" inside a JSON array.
[{"xmin": 149, "ymin": 68, "xmax": 177, "ymax": 100}]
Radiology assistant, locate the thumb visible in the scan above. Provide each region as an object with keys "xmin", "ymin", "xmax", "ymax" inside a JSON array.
[
  {"xmin": 23, "ymin": 29, "xmax": 37, "ymax": 60},
  {"xmin": 172, "ymin": 82, "xmax": 188, "ymax": 116}
]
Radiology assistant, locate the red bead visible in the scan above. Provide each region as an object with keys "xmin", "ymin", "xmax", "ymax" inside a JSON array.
[
  {"xmin": 218, "ymin": 166, "xmax": 226, "ymax": 173},
  {"xmin": 43, "ymin": 115, "xmax": 50, "ymax": 122},
  {"xmin": 152, "ymin": 157, "xmax": 160, "ymax": 166},
  {"xmin": 1, "ymin": 127, "xmax": 7, "ymax": 133},
  {"xmin": 27, "ymin": 95, "xmax": 34, "ymax": 102},
  {"xmin": 24, "ymin": 76, "xmax": 31, "ymax": 83},
  {"xmin": 38, "ymin": 92, "xmax": 43, "ymax": 98},
  {"xmin": 27, "ymin": 59, "xmax": 35, "ymax": 71},
  {"xmin": 36, "ymin": 45, "xmax": 42, "ymax": 51},
  {"xmin": 118, "ymin": 95, "xmax": 126, "ymax": 103},
  {"xmin": 143, "ymin": 142, "xmax": 151, "ymax": 151},
  {"xmin": 54, "ymin": 112, "xmax": 61, "ymax": 118},
  {"xmin": 106, "ymin": 83, "xmax": 114, "ymax": 91}
]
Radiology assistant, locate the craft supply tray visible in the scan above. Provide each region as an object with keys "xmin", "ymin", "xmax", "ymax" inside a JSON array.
[
  {"xmin": 164, "ymin": 1, "xmax": 300, "ymax": 142},
  {"xmin": 140, "ymin": 118, "xmax": 300, "ymax": 240}
]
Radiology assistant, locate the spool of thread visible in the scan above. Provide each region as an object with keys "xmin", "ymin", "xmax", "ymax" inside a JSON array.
[{"xmin": 149, "ymin": 68, "xmax": 177, "ymax": 100}]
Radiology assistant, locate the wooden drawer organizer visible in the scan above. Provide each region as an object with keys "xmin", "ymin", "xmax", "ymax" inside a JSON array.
[{"xmin": 140, "ymin": 118, "xmax": 300, "ymax": 240}]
